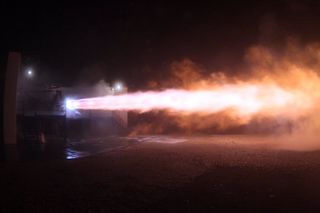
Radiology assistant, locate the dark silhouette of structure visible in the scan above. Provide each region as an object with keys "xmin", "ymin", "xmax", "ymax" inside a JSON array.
[
  {"xmin": 3, "ymin": 52, "xmax": 20, "ymax": 145},
  {"xmin": 1, "ymin": 52, "xmax": 21, "ymax": 160}
]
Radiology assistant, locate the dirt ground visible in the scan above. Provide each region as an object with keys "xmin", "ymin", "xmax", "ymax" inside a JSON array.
[{"xmin": 2, "ymin": 139, "xmax": 320, "ymax": 212}]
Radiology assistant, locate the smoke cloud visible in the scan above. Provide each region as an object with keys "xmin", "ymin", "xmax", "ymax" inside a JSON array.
[
  {"xmin": 76, "ymin": 39, "xmax": 320, "ymax": 150},
  {"xmin": 130, "ymin": 40, "xmax": 320, "ymax": 149}
]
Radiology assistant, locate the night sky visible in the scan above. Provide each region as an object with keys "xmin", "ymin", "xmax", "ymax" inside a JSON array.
[{"xmin": 2, "ymin": 0, "xmax": 320, "ymax": 89}]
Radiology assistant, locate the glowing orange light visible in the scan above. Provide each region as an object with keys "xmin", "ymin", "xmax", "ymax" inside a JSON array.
[{"xmin": 68, "ymin": 82, "xmax": 310, "ymax": 120}]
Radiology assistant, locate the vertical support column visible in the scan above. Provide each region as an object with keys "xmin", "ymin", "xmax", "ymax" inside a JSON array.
[{"xmin": 3, "ymin": 52, "xmax": 21, "ymax": 145}]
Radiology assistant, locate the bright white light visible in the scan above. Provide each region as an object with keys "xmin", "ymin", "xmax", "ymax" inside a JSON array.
[
  {"xmin": 114, "ymin": 82, "xmax": 123, "ymax": 91},
  {"xmin": 87, "ymin": 101, "xmax": 94, "ymax": 105},
  {"xmin": 26, "ymin": 69, "xmax": 33, "ymax": 78},
  {"xmin": 65, "ymin": 98, "xmax": 78, "ymax": 110}
]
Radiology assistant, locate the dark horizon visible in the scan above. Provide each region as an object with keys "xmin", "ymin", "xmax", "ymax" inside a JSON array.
[{"xmin": 2, "ymin": 0, "xmax": 320, "ymax": 88}]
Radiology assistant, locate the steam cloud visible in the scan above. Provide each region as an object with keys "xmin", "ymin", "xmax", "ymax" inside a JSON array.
[{"xmin": 73, "ymin": 41, "xmax": 320, "ymax": 150}]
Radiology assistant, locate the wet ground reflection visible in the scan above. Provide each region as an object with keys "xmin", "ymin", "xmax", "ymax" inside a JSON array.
[
  {"xmin": 14, "ymin": 134, "xmax": 275, "ymax": 161},
  {"xmin": 17, "ymin": 136, "xmax": 135, "ymax": 160}
]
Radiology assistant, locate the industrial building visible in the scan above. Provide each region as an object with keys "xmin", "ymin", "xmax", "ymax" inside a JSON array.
[
  {"xmin": 16, "ymin": 84, "xmax": 128, "ymax": 143},
  {"xmin": 2, "ymin": 52, "xmax": 127, "ymax": 148}
]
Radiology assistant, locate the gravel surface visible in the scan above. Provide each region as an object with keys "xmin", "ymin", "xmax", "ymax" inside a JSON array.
[{"xmin": 1, "ymin": 135, "xmax": 320, "ymax": 212}]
